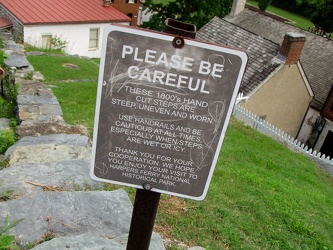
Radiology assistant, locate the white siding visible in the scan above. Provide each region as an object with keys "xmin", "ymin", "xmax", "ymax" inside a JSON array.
[{"xmin": 24, "ymin": 22, "xmax": 130, "ymax": 58}]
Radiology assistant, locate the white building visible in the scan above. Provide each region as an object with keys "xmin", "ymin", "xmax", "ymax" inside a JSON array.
[{"xmin": 0, "ymin": 0, "xmax": 132, "ymax": 58}]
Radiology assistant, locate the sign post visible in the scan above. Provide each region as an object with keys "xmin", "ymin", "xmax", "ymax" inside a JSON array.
[
  {"xmin": 91, "ymin": 23, "xmax": 247, "ymax": 248},
  {"xmin": 126, "ymin": 188, "xmax": 160, "ymax": 249}
]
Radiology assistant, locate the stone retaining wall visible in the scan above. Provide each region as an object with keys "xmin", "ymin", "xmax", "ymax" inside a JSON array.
[
  {"xmin": 0, "ymin": 7, "xmax": 24, "ymax": 43},
  {"xmin": 1, "ymin": 30, "xmax": 89, "ymax": 137}
]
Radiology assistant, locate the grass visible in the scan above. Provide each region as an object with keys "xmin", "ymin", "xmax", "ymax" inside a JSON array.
[
  {"xmin": 26, "ymin": 55, "xmax": 99, "ymax": 135},
  {"xmin": 156, "ymin": 119, "xmax": 333, "ymax": 249},
  {"xmin": 25, "ymin": 54, "xmax": 333, "ymax": 249},
  {"xmin": 246, "ymin": 0, "xmax": 313, "ymax": 30},
  {"xmin": 50, "ymin": 81, "xmax": 97, "ymax": 135},
  {"xmin": 26, "ymin": 55, "xmax": 99, "ymax": 82},
  {"xmin": 153, "ymin": 0, "xmax": 171, "ymax": 4}
]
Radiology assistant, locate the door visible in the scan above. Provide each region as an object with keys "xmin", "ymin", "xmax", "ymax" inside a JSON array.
[
  {"xmin": 42, "ymin": 35, "xmax": 52, "ymax": 49},
  {"xmin": 320, "ymin": 130, "xmax": 333, "ymax": 158}
]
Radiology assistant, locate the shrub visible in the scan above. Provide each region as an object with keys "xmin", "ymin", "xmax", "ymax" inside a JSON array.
[
  {"xmin": 0, "ymin": 130, "xmax": 16, "ymax": 154},
  {"xmin": 258, "ymin": 0, "xmax": 272, "ymax": 10},
  {"xmin": 24, "ymin": 35, "xmax": 68, "ymax": 54},
  {"xmin": 0, "ymin": 97, "xmax": 16, "ymax": 119},
  {"xmin": 0, "ymin": 69, "xmax": 17, "ymax": 104}
]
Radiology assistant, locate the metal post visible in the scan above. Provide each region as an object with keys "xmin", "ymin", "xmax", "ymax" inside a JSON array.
[
  {"xmin": 126, "ymin": 189, "xmax": 161, "ymax": 250},
  {"xmin": 126, "ymin": 19, "xmax": 196, "ymax": 250}
]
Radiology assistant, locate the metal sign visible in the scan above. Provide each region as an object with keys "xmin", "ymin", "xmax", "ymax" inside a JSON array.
[{"xmin": 90, "ymin": 25, "xmax": 247, "ymax": 200}]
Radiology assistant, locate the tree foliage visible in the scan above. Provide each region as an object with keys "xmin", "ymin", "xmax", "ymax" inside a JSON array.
[
  {"xmin": 141, "ymin": 0, "xmax": 233, "ymax": 31},
  {"xmin": 310, "ymin": 0, "xmax": 333, "ymax": 32}
]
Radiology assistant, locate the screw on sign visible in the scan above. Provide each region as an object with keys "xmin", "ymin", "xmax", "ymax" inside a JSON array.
[{"xmin": 90, "ymin": 21, "xmax": 247, "ymax": 250}]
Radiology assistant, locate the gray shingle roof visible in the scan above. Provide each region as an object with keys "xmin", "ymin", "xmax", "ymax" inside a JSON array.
[
  {"xmin": 223, "ymin": 8, "xmax": 333, "ymax": 111},
  {"xmin": 196, "ymin": 16, "xmax": 282, "ymax": 96}
]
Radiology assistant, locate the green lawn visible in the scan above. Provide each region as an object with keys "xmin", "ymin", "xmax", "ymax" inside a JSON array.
[
  {"xmin": 26, "ymin": 54, "xmax": 333, "ymax": 249},
  {"xmin": 27, "ymin": 55, "xmax": 98, "ymax": 136},
  {"xmin": 246, "ymin": 0, "xmax": 313, "ymax": 30},
  {"xmin": 153, "ymin": 0, "xmax": 171, "ymax": 4},
  {"xmin": 26, "ymin": 55, "xmax": 99, "ymax": 82},
  {"xmin": 50, "ymin": 81, "xmax": 97, "ymax": 135},
  {"xmin": 157, "ymin": 118, "xmax": 333, "ymax": 249}
]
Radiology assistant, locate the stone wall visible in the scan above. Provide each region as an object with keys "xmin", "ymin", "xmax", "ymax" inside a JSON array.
[{"xmin": 0, "ymin": 6, "xmax": 24, "ymax": 43}]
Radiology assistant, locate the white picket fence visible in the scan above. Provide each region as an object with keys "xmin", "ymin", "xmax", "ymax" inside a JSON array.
[{"xmin": 232, "ymin": 104, "xmax": 333, "ymax": 164}]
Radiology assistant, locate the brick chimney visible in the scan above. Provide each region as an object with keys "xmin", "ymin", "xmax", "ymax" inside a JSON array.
[
  {"xmin": 229, "ymin": 0, "xmax": 246, "ymax": 17},
  {"xmin": 103, "ymin": 0, "xmax": 111, "ymax": 7},
  {"xmin": 280, "ymin": 32, "xmax": 306, "ymax": 65}
]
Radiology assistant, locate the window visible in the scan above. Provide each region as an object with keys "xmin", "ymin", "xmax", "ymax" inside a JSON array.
[
  {"xmin": 89, "ymin": 28, "xmax": 99, "ymax": 49},
  {"xmin": 127, "ymin": 0, "xmax": 136, "ymax": 3},
  {"xmin": 42, "ymin": 35, "xmax": 52, "ymax": 49}
]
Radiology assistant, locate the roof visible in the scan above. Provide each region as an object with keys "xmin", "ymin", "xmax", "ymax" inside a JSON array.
[
  {"xmin": 0, "ymin": 17, "xmax": 12, "ymax": 28},
  {"xmin": 224, "ymin": 7, "xmax": 333, "ymax": 111},
  {"xmin": 197, "ymin": 16, "xmax": 282, "ymax": 95},
  {"xmin": 0, "ymin": 0, "xmax": 131, "ymax": 25}
]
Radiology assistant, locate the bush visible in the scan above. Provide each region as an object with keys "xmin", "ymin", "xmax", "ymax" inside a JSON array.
[
  {"xmin": 0, "ymin": 97, "xmax": 16, "ymax": 119},
  {"xmin": 0, "ymin": 69, "xmax": 17, "ymax": 104},
  {"xmin": 258, "ymin": 0, "xmax": 272, "ymax": 10},
  {"xmin": 0, "ymin": 130, "xmax": 16, "ymax": 154}
]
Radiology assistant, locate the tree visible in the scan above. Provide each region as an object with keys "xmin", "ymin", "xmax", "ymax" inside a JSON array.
[
  {"xmin": 258, "ymin": 0, "xmax": 273, "ymax": 11},
  {"xmin": 310, "ymin": 0, "xmax": 333, "ymax": 32},
  {"xmin": 141, "ymin": 0, "xmax": 233, "ymax": 32}
]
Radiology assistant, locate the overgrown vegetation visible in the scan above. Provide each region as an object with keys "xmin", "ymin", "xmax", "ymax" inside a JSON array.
[
  {"xmin": 0, "ymin": 130, "xmax": 16, "ymax": 155},
  {"xmin": 0, "ymin": 39, "xmax": 18, "ymax": 156},
  {"xmin": 25, "ymin": 35, "xmax": 69, "ymax": 54}
]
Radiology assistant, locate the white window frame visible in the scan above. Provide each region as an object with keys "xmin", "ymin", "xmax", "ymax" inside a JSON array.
[{"xmin": 89, "ymin": 28, "xmax": 99, "ymax": 50}]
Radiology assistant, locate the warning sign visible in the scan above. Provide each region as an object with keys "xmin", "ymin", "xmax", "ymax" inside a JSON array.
[{"xmin": 90, "ymin": 25, "xmax": 247, "ymax": 200}]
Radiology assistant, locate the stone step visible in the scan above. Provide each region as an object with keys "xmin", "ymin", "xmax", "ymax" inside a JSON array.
[
  {"xmin": 33, "ymin": 232, "xmax": 165, "ymax": 250},
  {"xmin": 0, "ymin": 190, "xmax": 133, "ymax": 245},
  {"xmin": 9, "ymin": 144, "xmax": 91, "ymax": 165},
  {"xmin": 5, "ymin": 134, "xmax": 90, "ymax": 159},
  {"xmin": 0, "ymin": 158, "xmax": 99, "ymax": 197}
]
